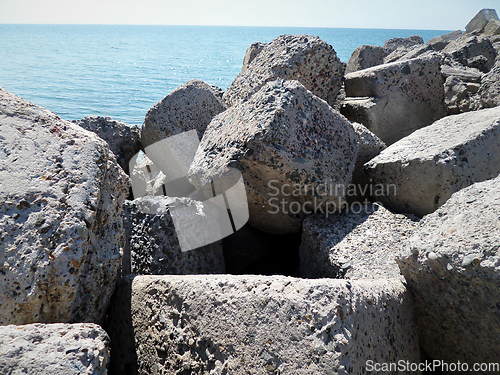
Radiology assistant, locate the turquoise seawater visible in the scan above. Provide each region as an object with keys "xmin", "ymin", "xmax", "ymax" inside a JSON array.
[{"xmin": 0, "ymin": 25, "xmax": 451, "ymax": 126}]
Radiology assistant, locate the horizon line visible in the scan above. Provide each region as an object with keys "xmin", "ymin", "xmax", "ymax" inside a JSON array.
[{"xmin": 0, "ymin": 23, "xmax": 456, "ymax": 32}]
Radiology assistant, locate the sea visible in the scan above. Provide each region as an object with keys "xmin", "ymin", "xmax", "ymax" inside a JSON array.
[{"xmin": 0, "ymin": 25, "xmax": 451, "ymax": 126}]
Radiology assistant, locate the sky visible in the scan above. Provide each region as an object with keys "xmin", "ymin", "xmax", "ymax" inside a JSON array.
[{"xmin": 0, "ymin": 0, "xmax": 499, "ymax": 30}]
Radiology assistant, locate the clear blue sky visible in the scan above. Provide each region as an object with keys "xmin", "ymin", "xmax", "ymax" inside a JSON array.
[{"xmin": 0, "ymin": 0, "xmax": 498, "ymax": 30}]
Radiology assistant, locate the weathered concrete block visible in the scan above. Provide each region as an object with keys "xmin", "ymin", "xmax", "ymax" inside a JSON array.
[
  {"xmin": 383, "ymin": 35, "xmax": 424, "ymax": 57},
  {"xmin": 443, "ymin": 35, "xmax": 497, "ymax": 73},
  {"xmin": 300, "ymin": 204, "xmax": 418, "ymax": 279},
  {"xmin": 397, "ymin": 175, "xmax": 500, "ymax": 370},
  {"xmin": 224, "ymin": 35, "xmax": 345, "ymax": 107},
  {"xmin": 484, "ymin": 18, "xmax": 500, "ymax": 35},
  {"xmin": 350, "ymin": 122, "xmax": 386, "ymax": 188},
  {"xmin": 427, "ymin": 30, "xmax": 463, "ymax": 51},
  {"xmin": 189, "ymin": 79, "xmax": 359, "ymax": 234},
  {"xmin": 141, "ymin": 79, "xmax": 227, "ymax": 148},
  {"xmin": 365, "ymin": 106, "xmax": 500, "ymax": 216},
  {"xmin": 121, "ymin": 197, "xmax": 225, "ymax": 276},
  {"xmin": 0, "ymin": 88, "xmax": 130, "ymax": 325},
  {"xmin": 479, "ymin": 59, "xmax": 500, "ymax": 108},
  {"xmin": 73, "ymin": 115, "xmax": 141, "ymax": 175},
  {"xmin": 242, "ymin": 42, "xmax": 266, "ymax": 71},
  {"xmin": 108, "ymin": 274, "xmax": 421, "ymax": 374},
  {"xmin": 0, "ymin": 323, "xmax": 110, "ymax": 375},
  {"xmin": 465, "ymin": 8, "xmax": 499, "ymax": 33},
  {"xmin": 345, "ymin": 45, "xmax": 384, "ymax": 74},
  {"xmin": 343, "ymin": 55, "xmax": 446, "ymax": 145}
]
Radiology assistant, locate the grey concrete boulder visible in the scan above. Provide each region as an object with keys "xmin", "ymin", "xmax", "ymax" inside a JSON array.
[
  {"xmin": 384, "ymin": 43, "xmax": 434, "ymax": 64},
  {"xmin": 189, "ymin": 79, "xmax": 359, "ymax": 234},
  {"xmin": 479, "ymin": 59, "xmax": 500, "ymax": 108},
  {"xmin": 300, "ymin": 204, "xmax": 418, "ymax": 280},
  {"xmin": 397, "ymin": 175, "xmax": 500, "ymax": 369},
  {"xmin": 443, "ymin": 35, "xmax": 497, "ymax": 73},
  {"xmin": 342, "ymin": 54, "xmax": 446, "ymax": 145},
  {"xmin": 141, "ymin": 79, "xmax": 227, "ymax": 148},
  {"xmin": 345, "ymin": 45, "xmax": 384, "ymax": 74},
  {"xmin": 441, "ymin": 64, "xmax": 484, "ymax": 114},
  {"xmin": 383, "ymin": 35, "xmax": 424, "ymax": 57},
  {"xmin": 223, "ymin": 35, "xmax": 345, "ymax": 107},
  {"xmin": 0, "ymin": 88, "xmax": 130, "ymax": 325},
  {"xmin": 444, "ymin": 75, "xmax": 479, "ymax": 114},
  {"xmin": 108, "ymin": 274, "xmax": 420, "ymax": 374},
  {"xmin": 485, "ymin": 18, "xmax": 500, "ymax": 35},
  {"xmin": 441, "ymin": 64, "xmax": 483, "ymax": 83},
  {"xmin": 242, "ymin": 41, "xmax": 266, "ymax": 72},
  {"xmin": 73, "ymin": 115, "xmax": 141, "ymax": 175},
  {"xmin": 365, "ymin": 106, "xmax": 500, "ymax": 217},
  {"xmin": 1, "ymin": 323, "xmax": 109, "ymax": 374},
  {"xmin": 0, "ymin": 323, "xmax": 110, "ymax": 375},
  {"xmin": 350, "ymin": 122, "xmax": 386, "ymax": 188},
  {"xmin": 427, "ymin": 30, "xmax": 463, "ymax": 51},
  {"xmin": 465, "ymin": 8, "xmax": 499, "ymax": 33},
  {"xmin": 121, "ymin": 197, "xmax": 225, "ymax": 276}
]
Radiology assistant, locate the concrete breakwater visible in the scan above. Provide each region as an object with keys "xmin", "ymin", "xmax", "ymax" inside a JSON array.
[{"xmin": 1, "ymin": 8, "xmax": 500, "ymax": 375}]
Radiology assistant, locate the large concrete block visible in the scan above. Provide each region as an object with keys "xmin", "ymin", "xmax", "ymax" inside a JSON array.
[
  {"xmin": 0, "ymin": 88, "xmax": 130, "ymax": 325},
  {"xmin": 300, "ymin": 204, "xmax": 418, "ymax": 280},
  {"xmin": 107, "ymin": 275, "xmax": 421, "ymax": 375},
  {"xmin": 224, "ymin": 35, "xmax": 345, "ymax": 107},
  {"xmin": 73, "ymin": 115, "xmax": 141, "ymax": 175},
  {"xmin": 465, "ymin": 8, "xmax": 499, "ymax": 33},
  {"xmin": 342, "ymin": 55, "xmax": 446, "ymax": 145},
  {"xmin": 141, "ymin": 79, "xmax": 226, "ymax": 148},
  {"xmin": 189, "ymin": 79, "xmax": 359, "ymax": 234},
  {"xmin": 365, "ymin": 106, "xmax": 500, "ymax": 216},
  {"xmin": 121, "ymin": 197, "xmax": 225, "ymax": 276},
  {"xmin": 345, "ymin": 45, "xmax": 384, "ymax": 74},
  {"xmin": 0, "ymin": 323, "xmax": 110, "ymax": 375},
  {"xmin": 397, "ymin": 175, "xmax": 500, "ymax": 372},
  {"xmin": 241, "ymin": 42, "xmax": 266, "ymax": 72}
]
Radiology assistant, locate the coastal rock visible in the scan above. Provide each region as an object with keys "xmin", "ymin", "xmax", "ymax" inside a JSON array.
[
  {"xmin": 440, "ymin": 64, "xmax": 483, "ymax": 83},
  {"xmin": 73, "ymin": 115, "xmax": 141, "ymax": 175},
  {"xmin": 427, "ymin": 30, "xmax": 463, "ymax": 51},
  {"xmin": 465, "ymin": 8, "xmax": 499, "ymax": 34},
  {"xmin": 440, "ymin": 64, "xmax": 484, "ymax": 114},
  {"xmin": 121, "ymin": 197, "xmax": 225, "ymax": 276},
  {"xmin": 242, "ymin": 42, "xmax": 267, "ymax": 71},
  {"xmin": 189, "ymin": 79, "xmax": 359, "ymax": 234},
  {"xmin": 345, "ymin": 45, "xmax": 384, "ymax": 74},
  {"xmin": 300, "ymin": 204, "xmax": 417, "ymax": 279},
  {"xmin": 141, "ymin": 79, "xmax": 227, "ymax": 148},
  {"xmin": 382, "ymin": 35, "xmax": 424, "ymax": 57},
  {"xmin": 384, "ymin": 43, "xmax": 434, "ymax": 64},
  {"xmin": 479, "ymin": 59, "xmax": 500, "ymax": 108},
  {"xmin": 365, "ymin": 106, "xmax": 500, "ymax": 216},
  {"xmin": 444, "ymin": 76, "xmax": 477, "ymax": 114},
  {"xmin": 342, "ymin": 54, "xmax": 446, "ymax": 145},
  {"xmin": 108, "ymin": 275, "xmax": 420, "ymax": 374},
  {"xmin": 350, "ymin": 122, "xmax": 386, "ymax": 188},
  {"xmin": 0, "ymin": 88, "xmax": 130, "ymax": 324},
  {"xmin": 443, "ymin": 35, "xmax": 497, "ymax": 73},
  {"xmin": 397, "ymin": 175, "xmax": 500, "ymax": 368},
  {"xmin": 0, "ymin": 323, "xmax": 110, "ymax": 375},
  {"xmin": 484, "ymin": 19, "xmax": 500, "ymax": 35},
  {"xmin": 223, "ymin": 35, "xmax": 345, "ymax": 107}
]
